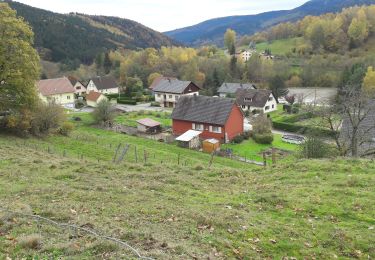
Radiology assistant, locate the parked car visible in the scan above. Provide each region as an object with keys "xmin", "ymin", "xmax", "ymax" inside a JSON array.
[{"xmin": 282, "ymin": 134, "xmax": 305, "ymax": 144}]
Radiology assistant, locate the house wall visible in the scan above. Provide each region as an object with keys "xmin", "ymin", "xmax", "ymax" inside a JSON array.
[
  {"xmin": 40, "ymin": 92, "xmax": 75, "ymax": 107},
  {"xmin": 155, "ymin": 91, "xmax": 199, "ymax": 108},
  {"xmin": 86, "ymin": 80, "xmax": 98, "ymax": 93},
  {"xmin": 74, "ymin": 82, "xmax": 86, "ymax": 96},
  {"xmin": 224, "ymin": 105, "xmax": 244, "ymax": 141},
  {"xmin": 173, "ymin": 120, "xmax": 225, "ymax": 142}
]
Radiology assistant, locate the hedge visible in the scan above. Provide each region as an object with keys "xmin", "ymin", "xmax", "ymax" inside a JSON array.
[
  {"xmin": 272, "ymin": 120, "xmax": 337, "ymax": 137},
  {"xmin": 253, "ymin": 133, "xmax": 274, "ymax": 144},
  {"xmin": 117, "ymin": 98, "xmax": 137, "ymax": 105}
]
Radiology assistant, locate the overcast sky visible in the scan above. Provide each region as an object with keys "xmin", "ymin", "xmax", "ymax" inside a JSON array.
[{"xmin": 15, "ymin": 0, "xmax": 309, "ymax": 32}]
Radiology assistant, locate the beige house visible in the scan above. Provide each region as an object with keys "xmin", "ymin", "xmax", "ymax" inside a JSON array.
[
  {"xmin": 236, "ymin": 89, "xmax": 277, "ymax": 113},
  {"xmin": 86, "ymin": 76, "xmax": 119, "ymax": 94},
  {"xmin": 38, "ymin": 77, "xmax": 76, "ymax": 108},
  {"xmin": 68, "ymin": 76, "xmax": 86, "ymax": 96},
  {"xmin": 236, "ymin": 50, "xmax": 254, "ymax": 62},
  {"xmin": 86, "ymin": 91, "xmax": 108, "ymax": 107}
]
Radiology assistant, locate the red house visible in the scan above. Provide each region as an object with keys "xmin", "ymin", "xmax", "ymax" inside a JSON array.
[{"xmin": 171, "ymin": 96, "xmax": 244, "ymax": 143}]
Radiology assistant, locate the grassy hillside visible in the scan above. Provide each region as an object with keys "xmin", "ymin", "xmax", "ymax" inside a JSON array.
[
  {"xmin": 0, "ymin": 115, "xmax": 374, "ymax": 258},
  {"xmin": 5, "ymin": 1, "xmax": 177, "ymax": 66}
]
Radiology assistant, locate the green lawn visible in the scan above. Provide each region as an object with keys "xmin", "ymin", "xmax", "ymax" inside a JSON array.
[
  {"xmin": 115, "ymin": 111, "xmax": 172, "ymax": 128},
  {"xmin": 223, "ymin": 134, "xmax": 298, "ymax": 162},
  {"xmin": 255, "ymin": 37, "xmax": 305, "ymax": 56}
]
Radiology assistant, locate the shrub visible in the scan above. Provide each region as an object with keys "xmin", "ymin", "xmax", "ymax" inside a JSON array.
[
  {"xmin": 155, "ymin": 113, "xmax": 161, "ymax": 118},
  {"xmin": 299, "ymin": 135, "xmax": 331, "ymax": 159},
  {"xmin": 292, "ymin": 106, "xmax": 299, "ymax": 114},
  {"xmin": 150, "ymin": 102, "xmax": 161, "ymax": 107},
  {"xmin": 30, "ymin": 103, "xmax": 66, "ymax": 136},
  {"xmin": 117, "ymin": 98, "xmax": 137, "ymax": 105},
  {"xmin": 59, "ymin": 121, "xmax": 74, "ymax": 136},
  {"xmin": 253, "ymin": 112, "xmax": 272, "ymax": 135},
  {"xmin": 92, "ymin": 100, "xmax": 116, "ymax": 126},
  {"xmin": 18, "ymin": 234, "xmax": 42, "ymax": 249},
  {"xmin": 242, "ymin": 131, "xmax": 252, "ymax": 140},
  {"xmin": 253, "ymin": 133, "xmax": 274, "ymax": 144},
  {"xmin": 232, "ymin": 135, "xmax": 244, "ymax": 144},
  {"xmin": 75, "ymin": 99, "xmax": 85, "ymax": 109}
]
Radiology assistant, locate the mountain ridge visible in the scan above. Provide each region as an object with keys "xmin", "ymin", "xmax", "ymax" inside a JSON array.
[
  {"xmin": 3, "ymin": 0, "xmax": 179, "ymax": 66},
  {"xmin": 165, "ymin": 0, "xmax": 375, "ymax": 46}
]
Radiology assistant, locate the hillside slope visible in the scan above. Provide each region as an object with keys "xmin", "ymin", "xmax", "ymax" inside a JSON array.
[
  {"xmin": 0, "ymin": 114, "xmax": 374, "ymax": 258},
  {"xmin": 165, "ymin": 0, "xmax": 375, "ymax": 46},
  {"xmin": 4, "ymin": 1, "xmax": 178, "ymax": 65}
]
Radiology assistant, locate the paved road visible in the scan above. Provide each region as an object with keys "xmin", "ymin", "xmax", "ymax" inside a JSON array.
[{"xmin": 288, "ymin": 88, "xmax": 337, "ymax": 105}]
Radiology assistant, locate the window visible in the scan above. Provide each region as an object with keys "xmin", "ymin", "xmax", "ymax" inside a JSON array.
[
  {"xmin": 192, "ymin": 123, "xmax": 204, "ymax": 131},
  {"xmin": 211, "ymin": 126, "xmax": 222, "ymax": 133},
  {"xmin": 157, "ymin": 94, "xmax": 161, "ymax": 97},
  {"xmin": 175, "ymin": 95, "xmax": 179, "ymax": 101},
  {"xmin": 268, "ymin": 97, "xmax": 273, "ymax": 101},
  {"xmin": 265, "ymin": 106, "xmax": 270, "ymax": 111},
  {"xmin": 272, "ymin": 104, "xmax": 275, "ymax": 109},
  {"xmin": 76, "ymin": 86, "xmax": 81, "ymax": 90},
  {"xmin": 242, "ymin": 105, "xmax": 245, "ymax": 109},
  {"xmin": 169, "ymin": 95, "xmax": 173, "ymax": 99},
  {"xmin": 67, "ymin": 95, "xmax": 71, "ymax": 100}
]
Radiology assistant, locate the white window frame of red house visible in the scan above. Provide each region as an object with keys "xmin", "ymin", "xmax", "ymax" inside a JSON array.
[
  {"xmin": 192, "ymin": 123, "xmax": 204, "ymax": 131},
  {"xmin": 209, "ymin": 126, "xmax": 222, "ymax": 134}
]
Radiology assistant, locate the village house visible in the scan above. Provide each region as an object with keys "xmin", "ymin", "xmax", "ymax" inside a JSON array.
[
  {"xmin": 152, "ymin": 78, "xmax": 200, "ymax": 108},
  {"xmin": 38, "ymin": 77, "xmax": 76, "ymax": 108},
  {"xmin": 86, "ymin": 91, "xmax": 108, "ymax": 107},
  {"xmin": 218, "ymin": 82, "xmax": 256, "ymax": 98},
  {"xmin": 149, "ymin": 76, "xmax": 177, "ymax": 90},
  {"xmin": 86, "ymin": 76, "xmax": 119, "ymax": 94},
  {"xmin": 236, "ymin": 89, "xmax": 277, "ymax": 113},
  {"xmin": 235, "ymin": 50, "xmax": 254, "ymax": 62},
  {"xmin": 171, "ymin": 95, "xmax": 244, "ymax": 143},
  {"xmin": 68, "ymin": 76, "xmax": 86, "ymax": 96}
]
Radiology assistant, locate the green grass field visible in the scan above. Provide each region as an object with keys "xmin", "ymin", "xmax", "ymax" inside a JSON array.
[
  {"xmin": 1, "ymin": 113, "xmax": 374, "ymax": 259},
  {"xmin": 238, "ymin": 37, "xmax": 304, "ymax": 56},
  {"xmin": 223, "ymin": 134, "xmax": 298, "ymax": 162},
  {"xmin": 115, "ymin": 111, "xmax": 172, "ymax": 128}
]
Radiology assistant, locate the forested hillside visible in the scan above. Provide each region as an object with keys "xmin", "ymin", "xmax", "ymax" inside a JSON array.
[
  {"xmin": 4, "ymin": 1, "xmax": 178, "ymax": 68},
  {"xmin": 165, "ymin": 0, "xmax": 375, "ymax": 46}
]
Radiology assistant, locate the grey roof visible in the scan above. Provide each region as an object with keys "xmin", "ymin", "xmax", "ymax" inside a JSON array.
[
  {"xmin": 153, "ymin": 79, "xmax": 199, "ymax": 94},
  {"xmin": 171, "ymin": 95, "xmax": 238, "ymax": 125},
  {"xmin": 340, "ymin": 103, "xmax": 375, "ymax": 156},
  {"xmin": 218, "ymin": 83, "xmax": 256, "ymax": 95},
  {"xmin": 236, "ymin": 89, "xmax": 273, "ymax": 108},
  {"xmin": 90, "ymin": 76, "xmax": 118, "ymax": 90}
]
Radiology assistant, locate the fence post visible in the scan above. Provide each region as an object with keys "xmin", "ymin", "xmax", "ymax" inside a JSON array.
[
  {"xmin": 178, "ymin": 153, "xmax": 180, "ymax": 165},
  {"xmin": 272, "ymin": 147, "xmax": 276, "ymax": 166},
  {"xmin": 263, "ymin": 152, "xmax": 267, "ymax": 167},
  {"xmin": 112, "ymin": 143, "xmax": 122, "ymax": 163},
  {"xmin": 209, "ymin": 153, "xmax": 214, "ymax": 167},
  {"xmin": 135, "ymin": 146, "xmax": 138, "ymax": 163},
  {"xmin": 143, "ymin": 150, "xmax": 147, "ymax": 163}
]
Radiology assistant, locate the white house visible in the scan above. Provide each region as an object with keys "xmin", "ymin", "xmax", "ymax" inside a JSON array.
[
  {"xmin": 86, "ymin": 91, "xmax": 108, "ymax": 107},
  {"xmin": 68, "ymin": 76, "xmax": 86, "ymax": 96},
  {"xmin": 86, "ymin": 76, "xmax": 119, "ymax": 94},
  {"xmin": 152, "ymin": 78, "xmax": 200, "ymax": 108},
  {"xmin": 236, "ymin": 50, "xmax": 254, "ymax": 62},
  {"xmin": 236, "ymin": 89, "xmax": 277, "ymax": 113},
  {"xmin": 38, "ymin": 77, "xmax": 76, "ymax": 108},
  {"xmin": 218, "ymin": 83, "xmax": 256, "ymax": 98}
]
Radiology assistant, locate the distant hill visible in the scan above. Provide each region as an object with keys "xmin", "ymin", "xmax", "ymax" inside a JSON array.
[
  {"xmin": 165, "ymin": 0, "xmax": 375, "ymax": 46},
  {"xmin": 4, "ymin": 1, "xmax": 178, "ymax": 65}
]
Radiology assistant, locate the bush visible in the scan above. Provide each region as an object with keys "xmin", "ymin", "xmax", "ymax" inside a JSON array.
[
  {"xmin": 242, "ymin": 131, "xmax": 252, "ymax": 140},
  {"xmin": 299, "ymin": 135, "xmax": 331, "ymax": 159},
  {"xmin": 292, "ymin": 106, "xmax": 299, "ymax": 114},
  {"xmin": 59, "ymin": 121, "xmax": 74, "ymax": 136},
  {"xmin": 232, "ymin": 135, "xmax": 244, "ymax": 144},
  {"xmin": 75, "ymin": 99, "xmax": 85, "ymax": 109},
  {"xmin": 151, "ymin": 102, "xmax": 161, "ymax": 107},
  {"xmin": 117, "ymin": 98, "xmax": 137, "ymax": 105},
  {"xmin": 92, "ymin": 100, "xmax": 116, "ymax": 126},
  {"xmin": 30, "ymin": 103, "xmax": 66, "ymax": 136},
  {"xmin": 253, "ymin": 133, "xmax": 274, "ymax": 144},
  {"xmin": 253, "ymin": 112, "xmax": 272, "ymax": 135}
]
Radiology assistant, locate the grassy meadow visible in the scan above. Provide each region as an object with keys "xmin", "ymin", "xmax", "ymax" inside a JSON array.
[{"xmin": 0, "ymin": 112, "xmax": 374, "ymax": 259}]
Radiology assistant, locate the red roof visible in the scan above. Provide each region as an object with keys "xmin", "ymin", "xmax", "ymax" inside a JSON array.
[
  {"xmin": 137, "ymin": 118, "xmax": 161, "ymax": 127},
  {"xmin": 86, "ymin": 91, "xmax": 103, "ymax": 102},
  {"xmin": 38, "ymin": 77, "xmax": 75, "ymax": 96}
]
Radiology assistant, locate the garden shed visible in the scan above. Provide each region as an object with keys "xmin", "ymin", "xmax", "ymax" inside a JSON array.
[
  {"xmin": 136, "ymin": 118, "xmax": 162, "ymax": 134},
  {"xmin": 176, "ymin": 130, "xmax": 201, "ymax": 149},
  {"xmin": 202, "ymin": 139, "xmax": 220, "ymax": 153}
]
